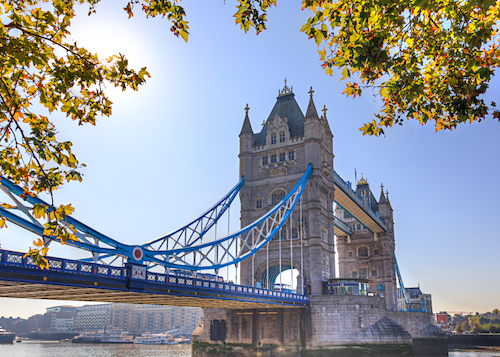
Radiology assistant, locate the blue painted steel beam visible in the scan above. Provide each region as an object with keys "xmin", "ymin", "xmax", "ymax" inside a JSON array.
[{"xmin": 0, "ymin": 175, "xmax": 244, "ymax": 265}]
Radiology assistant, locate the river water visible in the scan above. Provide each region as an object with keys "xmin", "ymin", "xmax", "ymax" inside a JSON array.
[{"xmin": 0, "ymin": 341, "xmax": 498, "ymax": 357}]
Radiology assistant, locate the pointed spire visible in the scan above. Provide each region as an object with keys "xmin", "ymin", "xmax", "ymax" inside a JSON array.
[
  {"xmin": 379, "ymin": 183, "xmax": 387, "ymax": 204},
  {"xmin": 240, "ymin": 103, "xmax": 253, "ymax": 134},
  {"xmin": 305, "ymin": 86, "xmax": 319, "ymax": 118},
  {"xmin": 322, "ymin": 105, "xmax": 327, "ymax": 120},
  {"xmin": 386, "ymin": 189, "xmax": 391, "ymax": 205}
]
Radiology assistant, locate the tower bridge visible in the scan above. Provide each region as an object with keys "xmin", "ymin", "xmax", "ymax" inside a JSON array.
[{"xmin": 0, "ymin": 81, "xmax": 445, "ymax": 355}]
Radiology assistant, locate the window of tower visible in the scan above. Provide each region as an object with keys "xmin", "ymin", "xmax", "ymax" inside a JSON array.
[
  {"xmin": 271, "ymin": 133, "xmax": 277, "ymax": 145},
  {"xmin": 358, "ymin": 246, "xmax": 369, "ymax": 257},
  {"xmin": 262, "ymin": 156, "xmax": 268, "ymax": 166},
  {"xmin": 288, "ymin": 150, "xmax": 295, "ymax": 161},
  {"xmin": 256, "ymin": 199, "xmax": 262, "ymax": 209},
  {"xmin": 348, "ymin": 251, "xmax": 353, "ymax": 258},
  {"xmin": 279, "ymin": 132, "xmax": 285, "ymax": 143},
  {"xmin": 359, "ymin": 268, "xmax": 368, "ymax": 278},
  {"xmin": 271, "ymin": 189, "xmax": 286, "ymax": 206},
  {"xmin": 292, "ymin": 226, "xmax": 298, "ymax": 239},
  {"xmin": 374, "ymin": 248, "xmax": 379, "ymax": 256},
  {"xmin": 371, "ymin": 269, "xmax": 378, "ymax": 277},
  {"xmin": 351, "ymin": 271, "xmax": 357, "ymax": 278},
  {"xmin": 279, "ymin": 152, "xmax": 285, "ymax": 161},
  {"xmin": 271, "ymin": 154, "xmax": 277, "ymax": 163}
]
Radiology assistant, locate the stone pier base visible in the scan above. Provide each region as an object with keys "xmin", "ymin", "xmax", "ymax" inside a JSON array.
[{"xmin": 193, "ymin": 295, "xmax": 446, "ymax": 356}]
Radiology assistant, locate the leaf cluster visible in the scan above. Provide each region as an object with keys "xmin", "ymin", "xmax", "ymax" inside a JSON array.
[
  {"xmin": 0, "ymin": 0, "xmax": 150, "ymax": 263},
  {"xmin": 299, "ymin": 0, "xmax": 500, "ymax": 135},
  {"xmin": 124, "ymin": 0, "xmax": 190, "ymax": 41}
]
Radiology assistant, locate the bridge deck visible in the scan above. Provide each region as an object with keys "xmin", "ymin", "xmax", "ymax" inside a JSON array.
[{"xmin": 0, "ymin": 249, "xmax": 308, "ymax": 309}]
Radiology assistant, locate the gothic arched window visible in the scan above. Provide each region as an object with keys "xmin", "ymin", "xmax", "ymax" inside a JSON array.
[
  {"xmin": 358, "ymin": 246, "xmax": 369, "ymax": 257},
  {"xmin": 271, "ymin": 189, "xmax": 286, "ymax": 206},
  {"xmin": 256, "ymin": 199, "xmax": 262, "ymax": 209},
  {"xmin": 270, "ymin": 133, "xmax": 277, "ymax": 145}
]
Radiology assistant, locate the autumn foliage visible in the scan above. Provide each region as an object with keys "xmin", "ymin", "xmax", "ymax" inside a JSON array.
[{"xmin": 1, "ymin": 0, "xmax": 499, "ymax": 267}]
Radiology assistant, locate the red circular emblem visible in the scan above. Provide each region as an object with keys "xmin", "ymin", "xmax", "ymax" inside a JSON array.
[{"xmin": 132, "ymin": 247, "xmax": 143, "ymax": 261}]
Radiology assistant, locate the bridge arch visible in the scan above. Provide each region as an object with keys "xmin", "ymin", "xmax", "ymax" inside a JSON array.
[{"xmin": 255, "ymin": 258, "xmax": 301, "ymax": 290}]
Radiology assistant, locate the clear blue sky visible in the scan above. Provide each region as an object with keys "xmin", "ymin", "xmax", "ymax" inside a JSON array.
[{"xmin": 1, "ymin": 1, "xmax": 499, "ymax": 318}]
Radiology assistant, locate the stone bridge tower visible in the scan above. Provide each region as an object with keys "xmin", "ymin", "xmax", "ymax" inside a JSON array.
[
  {"xmin": 238, "ymin": 82, "xmax": 335, "ymax": 295},
  {"xmin": 335, "ymin": 180, "xmax": 398, "ymax": 311}
]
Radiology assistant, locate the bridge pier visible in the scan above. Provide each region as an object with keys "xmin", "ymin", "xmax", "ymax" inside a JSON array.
[{"xmin": 193, "ymin": 295, "xmax": 445, "ymax": 356}]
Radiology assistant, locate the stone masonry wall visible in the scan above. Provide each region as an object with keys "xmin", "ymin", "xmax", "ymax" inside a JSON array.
[
  {"xmin": 387, "ymin": 310, "xmax": 434, "ymax": 336},
  {"xmin": 196, "ymin": 308, "xmax": 302, "ymax": 346},
  {"xmin": 309, "ymin": 295, "xmax": 387, "ymax": 345}
]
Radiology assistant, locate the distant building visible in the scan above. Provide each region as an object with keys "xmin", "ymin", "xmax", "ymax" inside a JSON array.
[
  {"xmin": 43, "ymin": 306, "xmax": 77, "ymax": 331},
  {"xmin": 111, "ymin": 303, "xmax": 140, "ymax": 330},
  {"xmin": 73, "ymin": 303, "xmax": 202, "ymax": 334},
  {"xmin": 28, "ymin": 314, "xmax": 44, "ymax": 331},
  {"xmin": 0, "ymin": 316, "xmax": 29, "ymax": 334},
  {"xmin": 116, "ymin": 304, "xmax": 202, "ymax": 335},
  {"xmin": 73, "ymin": 304, "xmax": 112, "ymax": 331},
  {"xmin": 436, "ymin": 312, "xmax": 451, "ymax": 329}
]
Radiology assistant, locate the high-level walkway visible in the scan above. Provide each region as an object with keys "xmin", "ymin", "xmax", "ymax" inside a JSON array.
[{"xmin": 333, "ymin": 171, "xmax": 387, "ymax": 235}]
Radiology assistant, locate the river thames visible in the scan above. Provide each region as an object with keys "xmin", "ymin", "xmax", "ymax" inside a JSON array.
[{"xmin": 0, "ymin": 341, "xmax": 499, "ymax": 357}]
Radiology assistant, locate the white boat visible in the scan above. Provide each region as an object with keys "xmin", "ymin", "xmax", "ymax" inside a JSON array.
[
  {"xmin": 72, "ymin": 328, "xmax": 133, "ymax": 344},
  {"xmin": 134, "ymin": 332, "xmax": 178, "ymax": 345},
  {"xmin": 0, "ymin": 327, "xmax": 15, "ymax": 344}
]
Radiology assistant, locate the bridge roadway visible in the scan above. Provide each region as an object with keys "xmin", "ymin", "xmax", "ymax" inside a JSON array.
[
  {"xmin": 0, "ymin": 249, "xmax": 308, "ymax": 309},
  {"xmin": 333, "ymin": 171, "xmax": 387, "ymax": 235}
]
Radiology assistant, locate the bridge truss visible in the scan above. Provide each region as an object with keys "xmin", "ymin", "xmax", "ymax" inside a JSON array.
[{"xmin": 0, "ymin": 163, "xmax": 420, "ymax": 310}]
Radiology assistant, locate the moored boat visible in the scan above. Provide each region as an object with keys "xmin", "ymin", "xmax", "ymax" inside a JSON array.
[
  {"xmin": 0, "ymin": 326, "xmax": 15, "ymax": 344},
  {"xmin": 72, "ymin": 328, "xmax": 133, "ymax": 344},
  {"xmin": 134, "ymin": 332, "xmax": 177, "ymax": 345}
]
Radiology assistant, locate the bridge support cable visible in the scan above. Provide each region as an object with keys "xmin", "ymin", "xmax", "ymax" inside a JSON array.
[
  {"xmin": 252, "ymin": 230, "xmax": 255, "ymax": 287},
  {"xmin": 266, "ymin": 228, "xmax": 269, "ymax": 288},
  {"xmin": 300, "ymin": 195, "xmax": 304, "ymax": 295},
  {"xmin": 395, "ymin": 255, "xmax": 411, "ymax": 311},
  {"xmin": 395, "ymin": 255, "xmax": 426, "ymax": 312},
  {"xmin": 279, "ymin": 226, "xmax": 282, "ymax": 290},
  {"xmin": 289, "ymin": 212, "xmax": 292, "ymax": 290},
  {"xmin": 145, "ymin": 164, "xmax": 313, "ymax": 272}
]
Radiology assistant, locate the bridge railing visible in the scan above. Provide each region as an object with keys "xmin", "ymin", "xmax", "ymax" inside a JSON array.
[
  {"xmin": 333, "ymin": 171, "xmax": 387, "ymax": 231},
  {"xmin": 0, "ymin": 249, "xmax": 308, "ymax": 303}
]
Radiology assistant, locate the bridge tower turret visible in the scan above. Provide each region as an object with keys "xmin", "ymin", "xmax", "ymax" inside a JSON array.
[
  {"xmin": 238, "ymin": 81, "xmax": 336, "ymax": 296},
  {"xmin": 377, "ymin": 187, "xmax": 398, "ymax": 311},
  {"xmin": 239, "ymin": 104, "xmax": 254, "ymax": 181}
]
